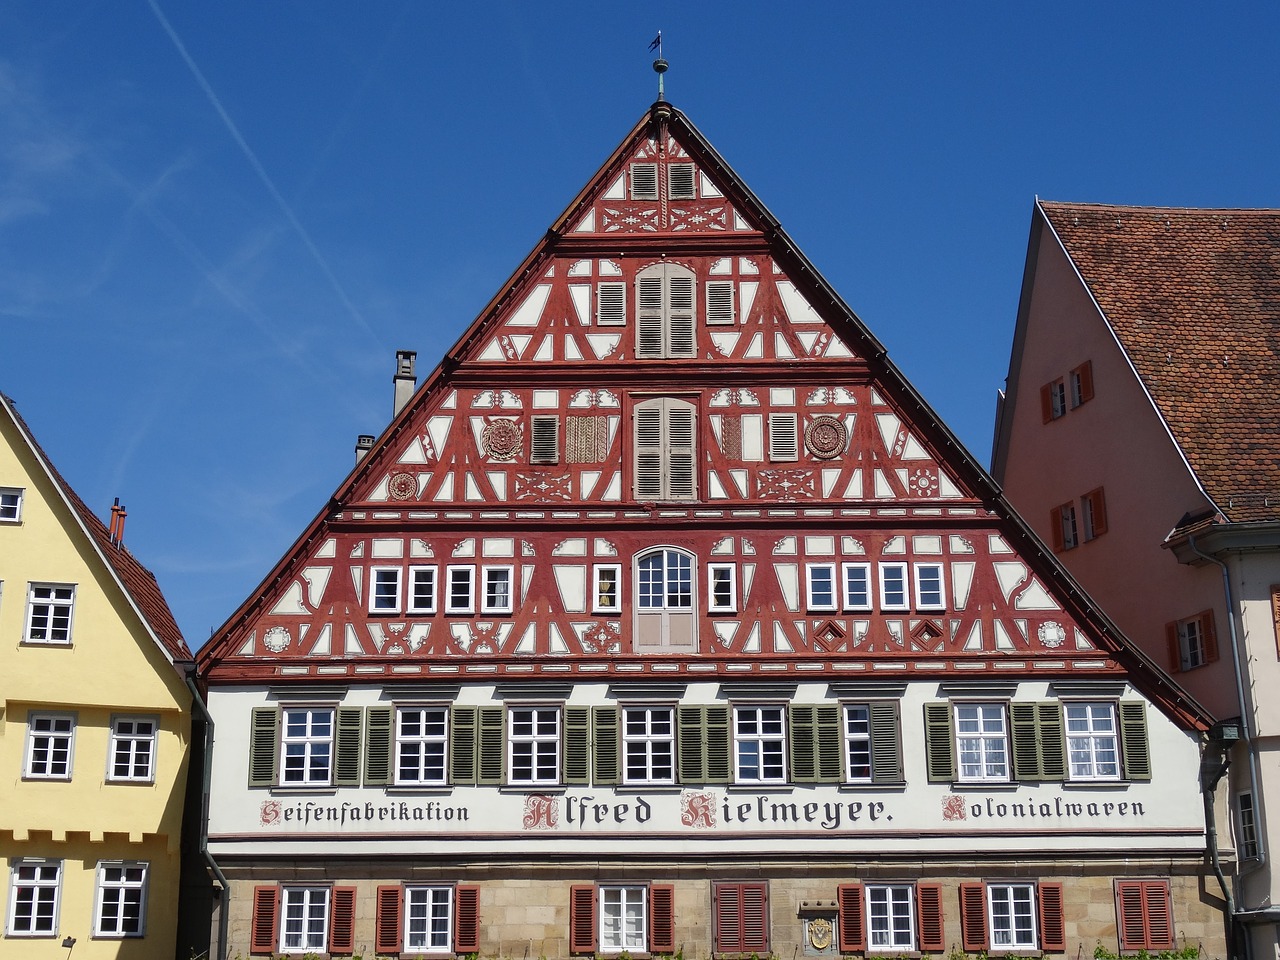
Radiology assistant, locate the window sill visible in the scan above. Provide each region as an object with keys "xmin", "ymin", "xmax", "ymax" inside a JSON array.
[
  {"xmin": 18, "ymin": 640, "xmax": 73, "ymax": 648},
  {"xmin": 269, "ymin": 786, "xmax": 338, "ymax": 796},
  {"xmin": 841, "ymin": 781, "xmax": 906, "ymax": 792},
  {"xmin": 727, "ymin": 783, "xmax": 791, "ymax": 792},
  {"xmin": 385, "ymin": 785, "xmax": 453, "ymax": 795},
  {"xmin": 105, "ymin": 778, "xmax": 157, "ymax": 787},
  {"xmin": 616, "ymin": 784, "xmax": 681, "ymax": 793},
  {"xmin": 1061, "ymin": 779, "xmax": 1129, "ymax": 790},
  {"xmin": 951, "ymin": 780, "xmax": 1018, "ymax": 791},
  {"xmin": 499, "ymin": 784, "xmax": 565, "ymax": 794},
  {"xmin": 21, "ymin": 775, "xmax": 72, "ymax": 783}
]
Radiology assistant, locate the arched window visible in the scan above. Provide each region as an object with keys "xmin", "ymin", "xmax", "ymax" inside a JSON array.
[
  {"xmin": 635, "ymin": 262, "xmax": 696, "ymax": 359},
  {"xmin": 634, "ymin": 548, "xmax": 697, "ymax": 653}
]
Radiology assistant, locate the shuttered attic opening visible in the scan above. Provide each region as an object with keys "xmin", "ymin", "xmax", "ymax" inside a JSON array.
[
  {"xmin": 634, "ymin": 398, "xmax": 697, "ymax": 500},
  {"xmin": 597, "ymin": 282, "xmax": 626, "ymax": 325},
  {"xmin": 631, "ymin": 163, "xmax": 658, "ymax": 200},
  {"xmin": 768, "ymin": 414, "xmax": 799, "ymax": 461},
  {"xmin": 636, "ymin": 263, "xmax": 697, "ymax": 359},
  {"xmin": 706, "ymin": 280, "xmax": 735, "ymax": 325},
  {"xmin": 530, "ymin": 416, "xmax": 559, "ymax": 464},
  {"xmin": 668, "ymin": 162, "xmax": 696, "ymax": 199}
]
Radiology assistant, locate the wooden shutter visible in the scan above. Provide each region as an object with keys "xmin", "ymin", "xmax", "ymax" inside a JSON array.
[
  {"xmin": 1073, "ymin": 360, "xmax": 1095, "ymax": 404},
  {"xmin": 740, "ymin": 882, "xmax": 769, "ymax": 952},
  {"xmin": 667, "ymin": 272, "xmax": 696, "ymax": 357},
  {"xmin": 1049, "ymin": 506, "xmax": 1065, "ymax": 551},
  {"xmin": 716, "ymin": 882, "xmax": 768, "ymax": 953},
  {"xmin": 959, "ymin": 882, "xmax": 988, "ymax": 952},
  {"xmin": 668, "ymin": 162, "xmax": 696, "ymax": 199},
  {"xmin": 1037, "ymin": 882, "xmax": 1066, "ymax": 952},
  {"xmin": 450, "ymin": 706, "xmax": 478, "ymax": 784},
  {"xmin": 375, "ymin": 885, "xmax": 403, "ymax": 954},
  {"xmin": 1011, "ymin": 702, "xmax": 1065, "ymax": 780},
  {"xmin": 837, "ymin": 882, "xmax": 865, "ymax": 952},
  {"xmin": 563, "ymin": 706, "xmax": 591, "ymax": 785},
  {"xmin": 768, "ymin": 413, "xmax": 799, "ymax": 461},
  {"xmin": 364, "ymin": 706, "xmax": 393, "ymax": 786},
  {"xmin": 706, "ymin": 280, "xmax": 734, "ymax": 325},
  {"xmin": 477, "ymin": 706, "xmax": 506, "ymax": 785},
  {"xmin": 1201, "ymin": 610, "xmax": 1219, "ymax": 663},
  {"xmin": 677, "ymin": 705, "xmax": 731, "ymax": 783},
  {"xmin": 334, "ymin": 707, "xmax": 363, "ymax": 787},
  {"xmin": 250, "ymin": 885, "xmax": 279, "ymax": 954},
  {"xmin": 666, "ymin": 401, "xmax": 697, "ymax": 499},
  {"xmin": 1084, "ymin": 487, "xmax": 1108, "ymax": 537},
  {"xmin": 923, "ymin": 702, "xmax": 955, "ymax": 782},
  {"xmin": 597, "ymin": 282, "xmax": 625, "ymax": 324},
  {"xmin": 455, "ymin": 884, "xmax": 481, "ymax": 953},
  {"xmin": 631, "ymin": 163, "xmax": 658, "ymax": 200},
  {"xmin": 531, "ymin": 416, "xmax": 559, "ymax": 464},
  {"xmin": 869, "ymin": 701, "xmax": 903, "ymax": 783},
  {"xmin": 1116, "ymin": 880, "xmax": 1173, "ymax": 951},
  {"xmin": 789, "ymin": 705, "xmax": 841, "ymax": 783},
  {"xmin": 330, "ymin": 886, "xmax": 357, "ymax": 954},
  {"xmin": 1119, "ymin": 701, "xmax": 1152, "ymax": 781},
  {"xmin": 650, "ymin": 884, "xmax": 676, "ymax": 954},
  {"xmin": 1165, "ymin": 621, "xmax": 1182, "ymax": 673},
  {"xmin": 569, "ymin": 884, "xmax": 597, "ymax": 953},
  {"xmin": 1040, "ymin": 383, "xmax": 1054, "ymax": 423},
  {"xmin": 634, "ymin": 402, "xmax": 664, "ymax": 497},
  {"xmin": 249, "ymin": 708, "xmax": 279, "ymax": 787},
  {"xmin": 592, "ymin": 706, "xmax": 620, "ymax": 784},
  {"xmin": 917, "ymin": 882, "xmax": 945, "ymax": 952},
  {"xmin": 637, "ymin": 275, "xmax": 665, "ymax": 358}
]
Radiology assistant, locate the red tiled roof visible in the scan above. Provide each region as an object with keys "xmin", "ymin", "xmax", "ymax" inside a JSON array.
[
  {"xmin": 1040, "ymin": 201, "xmax": 1280, "ymax": 523},
  {"xmin": 2, "ymin": 395, "xmax": 190, "ymax": 662}
]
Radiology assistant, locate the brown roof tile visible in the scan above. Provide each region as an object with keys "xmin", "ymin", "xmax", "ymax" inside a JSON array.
[{"xmin": 1040, "ymin": 201, "xmax": 1280, "ymax": 523}]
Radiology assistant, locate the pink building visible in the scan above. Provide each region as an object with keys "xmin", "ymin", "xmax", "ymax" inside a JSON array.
[{"xmin": 993, "ymin": 201, "xmax": 1280, "ymax": 959}]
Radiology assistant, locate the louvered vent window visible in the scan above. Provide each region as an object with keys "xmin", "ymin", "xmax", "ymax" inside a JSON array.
[
  {"xmin": 633, "ymin": 397, "xmax": 697, "ymax": 500},
  {"xmin": 631, "ymin": 163, "xmax": 658, "ymax": 200},
  {"xmin": 706, "ymin": 281, "xmax": 735, "ymax": 325},
  {"xmin": 768, "ymin": 413, "xmax": 799, "ymax": 461},
  {"xmin": 636, "ymin": 263, "xmax": 697, "ymax": 358},
  {"xmin": 668, "ymin": 162, "xmax": 696, "ymax": 199},
  {"xmin": 596, "ymin": 282, "xmax": 626, "ymax": 325},
  {"xmin": 530, "ymin": 415, "xmax": 559, "ymax": 464}
]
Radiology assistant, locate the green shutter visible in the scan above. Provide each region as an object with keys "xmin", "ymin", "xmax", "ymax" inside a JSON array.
[
  {"xmin": 1011, "ymin": 702, "xmax": 1065, "ymax": 780},
  {"xmin": 869, "ymin": 701, "xmax": 903, "ymax": 784},
  {"xmin": 1119, "ymin": 701, "xmax": 1151, "ymax": 781},
  {"xmin": 704, "ymin": 705, "xmax": 732, "ymax": 782},
  {"xmin": 923, "ymin": 702, "xmax": 955, "ymax": 782},
  {"xmin": 334, "ymin": 707, "xmax": 363, "ymax": 786},
  {"xmin": 248, "ymin": 707, "xmax": 279, "ymax": 787},
  {"xmin": 450, "ymin": 706, "xmax": 478, "ymax": 785},
  {"xmin": 592, "ymin": 706, "xmax": 619, "ymax": 784},
  {"xmin": 678, "ymin": 706, "xmax": 705, "ymax": 782},
  {"xmin": 477, "ymin": 707, "xmax": 506, "ymax": 785},
  {"xmin": 563, "ymin": 706, "xmax": 591, "ymax": 785},
  {"xmin": 677, "ymin": 705, "xmax": 731, "ymax": 783},
  {"xmin": 789, "ymin": 705, "xmax": 818, "ymax": 782},
  {"xmin": 364, "ymin": 706, "xmax": 394, "ymax": 786},
  {"xmin": 1037, "ymin": 702, "xmax": 1066, "ymax": 779},
  {"xmin": 815, "ymin": 705, "xmax": 842, "ymax": 781}
]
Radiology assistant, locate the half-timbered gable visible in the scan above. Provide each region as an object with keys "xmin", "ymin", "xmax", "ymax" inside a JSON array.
[{"xmin": 197, "ymin": 102, "xmax": 1223, "ymax": 960}]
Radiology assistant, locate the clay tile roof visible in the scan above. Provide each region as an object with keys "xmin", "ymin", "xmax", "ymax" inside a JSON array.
[
  {"xmin": 1040, "ymin": 201, "xmax": 1280, "ymax": 524},
  {"xmin": 2, "ymin": 394, "xmax": 190, "ymax": 662}
]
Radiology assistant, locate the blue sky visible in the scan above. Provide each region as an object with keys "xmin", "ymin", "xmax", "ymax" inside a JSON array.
[{"xmin": 3, "ymin": 2, "xmax": 1277, "ymax": 649}]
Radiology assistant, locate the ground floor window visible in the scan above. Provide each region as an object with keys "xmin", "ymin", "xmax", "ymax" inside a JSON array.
[
  {"xmin": 94, "ymin": 862, "xmax": 148, "ymax": 937},
  {"xmin": 7, "ymin": 860, "xmax": 61, "ymax": 936}
]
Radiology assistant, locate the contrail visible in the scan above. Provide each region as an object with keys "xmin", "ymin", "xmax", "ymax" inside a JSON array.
[{"xmin": 145, "ymin": 0, "xmax": 383, "ymax": 347}]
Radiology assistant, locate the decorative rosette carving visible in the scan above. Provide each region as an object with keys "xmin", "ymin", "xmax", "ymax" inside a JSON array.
[
  {"xmin": 388, "ymin": 472, "xmax": 417, "ymax": 501},
  {"xmin": 483, "ymin": 419, "xmax": 522, "ymax": 460},
  {"xmin": 804, "ymin": 415, "xmax": 847, "ymax": 459}
]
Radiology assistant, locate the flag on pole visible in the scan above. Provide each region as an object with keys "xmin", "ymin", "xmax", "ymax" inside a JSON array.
[{"xmin": 648, "ymin": 31, "xmax": 662, "ymax": 52}]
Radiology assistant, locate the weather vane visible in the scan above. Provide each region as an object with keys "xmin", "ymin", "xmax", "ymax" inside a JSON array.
[{"xmin": 649, "ymin": 31, "xmax": 667, "ymax": 101}]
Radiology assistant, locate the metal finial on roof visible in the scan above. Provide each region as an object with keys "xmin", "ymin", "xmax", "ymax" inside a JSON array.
[{"xmin": 649, "ymin": 31, "xmax": 667, "ymax": 101}]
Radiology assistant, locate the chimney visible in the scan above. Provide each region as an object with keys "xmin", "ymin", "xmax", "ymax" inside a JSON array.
[
  {"xmin": 393, "ymin": 349, "xmax": 417, "ymax": 417},
  {"xmin": 355, "ymin": 434, "xmax": 375, "ymax": 464},
  {"xmin": 108, "ymin": 498, "xmax": 127, "ymax": 547}
]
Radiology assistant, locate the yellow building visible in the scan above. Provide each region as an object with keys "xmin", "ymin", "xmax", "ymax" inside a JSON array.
[{"xmin": 1, "ymin": 393, "xmax": 195, "ymax": 958}]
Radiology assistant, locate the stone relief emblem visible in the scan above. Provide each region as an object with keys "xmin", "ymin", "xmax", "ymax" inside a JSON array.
[
  {"xmin": 804, "ymin": 415, "xmax": 847, "ymax": 459},
  {"xmin": 808, "ymin": 918, "xmax": 834, "ymax": 951},
  {"xmin": 482, "ymin": 419, "xmax": 522, "ymax": 460},
  {"xmin": 263, "ymin": 626, "xmax": 290, "ymax": 653},
  {"xmin": 388, "ymin": 472, "xmax": 417, "ymax": 501}
]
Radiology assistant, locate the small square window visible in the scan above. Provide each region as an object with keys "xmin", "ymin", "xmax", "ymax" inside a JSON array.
[
  {"xmin": 914, "ymin": 563, "xmax": 945, "ymax": 611},
  {"xmin": 108, "ymin": 716, "xmax": 157, "ymax": 782},
  {"xmin": 370, "ymin": 567, "xmax": 402, "ymax": 614},
  {"xmin": 709, "ymin": 563, "xmax": 736, "ymax": 612},
  {"xmin": 408, "ymin": 566, "xmax": 438, "ymax": 614},
  {"xmin": 0, "ymin": 486, "xmax": 23, "ymax": 522},
  {"xmin": 879, "ymin": 563, "xmax": 908, "ymax": 611},
  {"xmin": 842, "ymin": 562, "xmax": 872, "ymax": 611},
  {"xmin": 26, "ymin": 713, "xmax": 75, "ymax": 779},
  {"xmin": 806, "ymin": 563, "xmax": 837, "ymax": 612},
  {"xmin": 446, "ymin": 566, "xmax": 475, "ymax": 614},
  {"xmin": 94, "ymin": 861, "xmax": 148, "ymax": 937},
  {"xmin": 25, "ymin": 583, "xmax": 75, "ymax": 644},
  {"xmin": 482, "ymin": 566, "xmax": 514, "ymax": 614},
  {"xmin": 593, "ymin": 564, "xmax": 621, "ymax": 613}
]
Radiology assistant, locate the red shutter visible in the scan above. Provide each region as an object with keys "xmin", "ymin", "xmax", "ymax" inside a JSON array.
[
  {"xmin": 650, "ymin": 884, "xmax": 676, "ymax": 954},
  {"xmin": 250, "ymin": 885, "xmax": 279, "ymax": 955},
  {"xmin": 716, "ymin": 882, "xmax": 768, "ymax": 953},
  {"xmin": 1086, "ymin": 488, "xmax": 1108, "ymax": 537},
  {"xmin": 715, "ymin": 883, "xmax": 741, "ymax": 953},
  {"xmin": 570, "ymin": 884, "xmax": 597, "ymax": 954},
  {"xmin": 1142, "ymin": 882, "xmax": 1174, "ymax": 949},
  {"xmin": 1038, "ymin": 883, "xmax": 1065, "ymax": 952},
  {"xmin": 1040, "ymin": 384, "xmax": 1054, "ymax": 423},
  {"xmin": 916, "ymin": 883, "xmax": 945, "ymax": 952},
  {"xmin": 740, "ymin": 882, "xmax": 769, "ymax": 953},
  {"xmin": 375, "ymin": 885, "xmax": 403, "ymax": 955},
  {"xmin": 456, "ymin": 885, "xmax": 481, "ymax": 953},
  {"xmin": 1075, "ymin": 361, "xmax": 1095, "ymax": 404},
  {"xmin": 1116, "ymin": 880, "xmax": 1173, "ymax": 950},
  {"xmin": 330, "ymin": 886, "xmax": 357, "ymax": 954},
  {"xmin": 1201, "ymin": 611, "xmax": 1219, "ymax": 664},
  {"xmin": 837, "ymin": 883, "xmax": 865, "ymax": 952},
  {"xmin": 1165, "ymin": 622, "xmax": 1182, "ymax": 673},
  {"xmin": 1049, "ymin": 507, "xmax": 1064, "ymax": 551},
  {"xmin": 960, "ymin": 882, "xmax": 988, "ymax": 952}
]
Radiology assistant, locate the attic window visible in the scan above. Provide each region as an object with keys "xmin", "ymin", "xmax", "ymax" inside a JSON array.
[
  {"xmin": 668, "ymin": 163, "xmax": 696, "ymax": 200},
  {"xmin": 768, "ymin": 413, "xmax": 799, "ymax": 461},
  {"xmin": 631, "ymin": 164, "xmax": 658, "ymax": 201},
  {"xmin": 706, "ymin": 281, "xmax": 734, "ymax": 325},
  {"xmin": 530, "ymin": 416, "xmax": 560, "ymax": 464},
  {"xmin": 597, "ymin": 283, "xmax": 626, "ymax": 325}
]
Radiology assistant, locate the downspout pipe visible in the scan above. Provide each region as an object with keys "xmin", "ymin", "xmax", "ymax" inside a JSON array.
[{"xmin": 185, "ymin": 671, "xmax": 230, "ymax": 960}]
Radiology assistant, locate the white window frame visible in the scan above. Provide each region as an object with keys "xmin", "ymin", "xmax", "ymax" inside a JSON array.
[
  {"xmin": 1065, "ymin": 701, "xmax": 1119, "ymax": 781},
  {"xmin": 768, "ymin": 412, "xmax": 799, "ymax": 461},
  {"xmin": 280, "ymin": 706, "xmax": 334, "ymax": 786},
  {"xmin": 622, "ymin": 705, "xmax": 675, "ymax": 785},
  {"xmin": 597, "ymin": 282, "xmax": 626, "ymax": 325},
  {"xmin": 630, "ymin": 163, "xmax": 658, "ymax": 200},
  {"xmin": 24, "ymin": 582, "xmax": 75, "ymax": 644},
  {"xmin": 1048, "ymin": 378, "xmax": 1067, "ymax": 419},
  {"xmin": 94, "ymin": 861, "xmax": 148, "ymax": 938},
  {"xmin": 844, "ymin": 703, "xmax": 872, "ymax": 782},
  {"xmin": 369, "ymin": 566, "xmax": 402, "ymax": 614},
  {"xmin": 879, "ymin": 563, "xmax": 909, "ymax": 611},
  {"xmin": 866, "ymin": 883, "xmax": 915, "ymax": 951},
  {"xmin": 407, "ymin": 565, "xmax": 438, "ymax": 614},
  {"xmin": 6, "ymin": 859, "xmax": 61, "ymax": 936},
  {"xmin": 396, "ymin": 706, "xmax": 449, "ymax": 786},
  {"xmin": 508, "ymin": 706, "xmax": 560, "ymax": 785},
  {"xmin": 842, "ymin": 562, "xmax": 873, "ymax": 611},
  {"xmin": 530, "ymin": 415, "xmax": 559, "ymax": 464},
  {"xmin": 107, "ymin": 716, "xmax": 157, "ymax": 783},
  {"xmin": 988, "ymin": 883, "xmax": 1037, "ymax": 950},
  {"xmin": 593, "ymin": 564, "xmax": 622, "ymax": 613},
  {"xmin": 955, "ymin": 703, "xmax": 1009, "ymax": 783},
  {"xmin": 0, "ymin": 486, "xmax": 23, "ymax": 522},
  {"xmin": 280, "ymin": 885, "xmax": 329, "ymax": 953},
  {"xmin": 706, "ymin": 280, "xmax": 735, "ymax": 325},
  {"xmin": 446, "ymin": 566, "xmax": 476, "ymax": 615},
  {"xmin": 806, "ymin": 563, "xmax": 838, "ymax": 612},
  {"xmin": 1177, "ymin": 615, "xmax": 1208, "ymax": 670},
  {"xmin": 708, "ymin": 562, "xmax": 737, "ymax": 613},
  {"xmin": 25, "ymin": 712, "xmax": 75, "ymax": 780},
  {"xmin": 405, "ymin": 885, "xmax": 453, "ymax": 952},
  {"xmin": 667, "ymin": 162, "xmax": 696, "ymax": 200},
  {"xmin": 1057, "ymin": 502, "xmax": 1079, "ymax": 550},
  {"xmin": 600, "ymin": 884, "xmax": 648, "ymax": 952},
  {"xmin": 481, "ymin": 565, "xmax": 515, "ymax": 615},
  {"xmin": 913, "ymin": 562, "xmax": 946, "ymax": 611},
  {"xmin": 733, "ymin": 704, "xmax": 787, "ymax": 784}
]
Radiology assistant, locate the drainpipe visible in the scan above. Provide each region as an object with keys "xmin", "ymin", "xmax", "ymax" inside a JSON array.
[{"xmin": 185, "ymin": 671, "xmax": 230, "ymax": 960}]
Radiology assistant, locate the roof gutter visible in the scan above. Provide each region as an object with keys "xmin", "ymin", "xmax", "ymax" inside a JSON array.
[{"xmin": 184, "ymin": 670, "xmax": 229, "ymax": 960}]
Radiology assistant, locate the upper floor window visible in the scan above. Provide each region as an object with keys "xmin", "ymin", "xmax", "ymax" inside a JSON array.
[
  {"xmin": 913, "ymin": 563, "xmax": 945, "ymax": 610},
  {"xmin": 446, "ymin": 566, "xmax": 475, "ymax": 615},
  {"xmin": 806, "ymin": 563, "xmax": 838, "ymax": 612},
  {"xmin": 481, "ymin": 566, "xmax": 514, "ymax": 614},
  {"xmin": 7, "ymin": 859, "xmax": 61, "ymax": 936},
  {"xmin": 530, "ymin": 415, "xmax": 560, "ymax": 464},
  {"xmin": 1064, "ymin": 702, "xmax": 1119, "ymax": 781},
  {"xmin": 509, "ymin": 706, "xmax": 560, "ymax": 785},
  {"xmin": 706, "ymin": 280, "xmax": 735, "ymax": 325},
  {"xmin": 879, "ymin": 563, "xmax": 908, "ymax": 611},
  {"xmin": 1041, "ymin": 378, "xmax": 1067, "ymax": 421},
  {"xmin": 408, "ymin": 566, "xmax": 437, "ymax": 614},
  {"xmin": 25, "ymin": 713, "xmax": 74, "ymax": 779},
  {"xmin": 768, "ymin": 413, "xmax": 799, "ymax": 461},
  {"xmin": 635, "ymin": 263, "xmax": 696, "ymax": 358},
  {"xmin": 1081, "ymin": 487, "xmax": 1108, "ymax": 541},
  {"xmin": 623, "ymin": 706, "xmax": 675, "ymax": 784},
  {"xmin": 634, "ymin": 548, "xmax": 696, "ymax": 652},
  {"xmin": 954, "ymin": 703, "xmax": 1009, "ymax": 783},
  {"xmin": 281, "ymin": 707, "xmax": 334, "ymax": 786},
  {"xmin": 843, "ymin": 563, "xmax": 873, "ymax": 611},
  {"xmin": 370, "ymin": 568, "xmax": 401, "ymax": 614},
  {"xmin": 1052, "ymin": 502, "xmax": 1079, "ymax": 551},
  {"xmin": 94, "ymin": 861, "xmax": 148, "ymax": 937},
  {"xmin": 25, "ymin": 583, "xmax": 75, "ymax": 644},
  {"xmin": 1069, "ymin": 360, "xmax": 1095, "ymax": 408},
  {"xmin": 593, "ymin": 565, "xmax": 621, "ymax": 613},
  {"xmin": 597, "ymin": 282, "xmax": 626, "ymax": 325},
  {"xmin": 1237, "ymin": 793, "xmax": 1260, "ymax": 861},
  {"xmin": 1166, "ymin": 610, "xmax": 1218, "ymax": 673},
  {"xmin": 633, "ymin": 397, "xmax": 696, "ymax": 500},
  {"xmin": 0, "ymin": 486, "xmax": 22, "ymax": 522},
  {"xmin": 396, "ymin": 707, "xmax": 448, "ymax": 786},
  {"xmin": 708, "ymin": 563, "xmax": 736, "ymax": 613},
  {"xmin": 734, "ymin": 705, "xmax": 786, "ymax": 784},
  {"xmin": 108, "ymin": 716, "xmax": 157, "ymax": 783}
]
